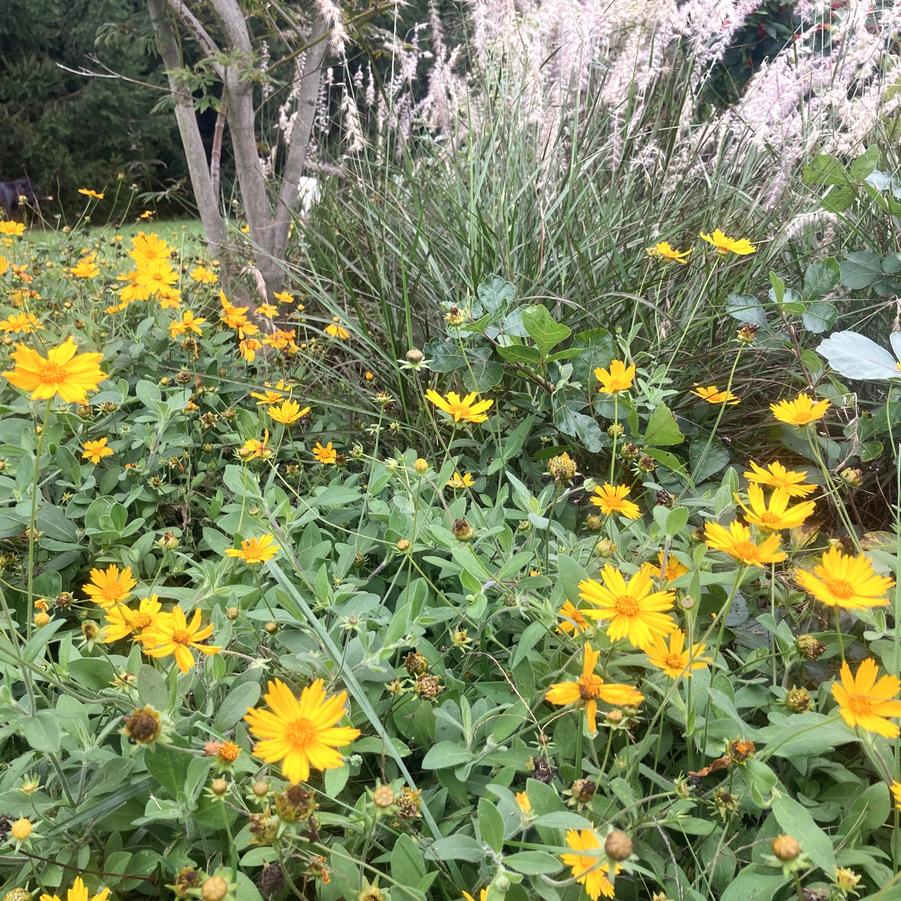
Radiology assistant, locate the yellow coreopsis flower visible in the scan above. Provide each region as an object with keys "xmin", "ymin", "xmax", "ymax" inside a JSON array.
[
  {"xmin": 0, "ymin": 221, "xmax": 25, "ymax": 237},
  {"xmin": 324, "ymin": 317, "xmax": 350, "ymax": 340},
  {"xmin": 189, "ymin": 265, "xmax": 218, "ymax": 284},
  {"xmin": 244, "ymin": 678, "xmax": 361, "ymax": 783},
  {"xmin": 703, "ymin": 520, "xmax": 787, "ymax": 567},
  {"xmin": 425, "ymin": 390, "xmax": 493, "ymax": 423},
  {"xmin": 40, "ymin": 876, "xmax": 110, "ymax": 901},
  {"xmin": 0, "ymin": 254, "xmax": 9, "ymax": 275},
  {"xmin": 644, "ymin": 630, "xmax": 710, "ymax": 679},
  {"xmin": 168, "ymin": 310, "xmax": 206, "ymax": 338},
  {"xmin": 268, "ymin": 399, "xmax": 311, "ymax": 425},
  {"xmin": 699, "ymin": 229, "xmax": 756, "ymax": 255},
  {"xmin": 273, "ymin": 291, "xmax": 294, "ymax": 304},
  {"xmin": 594, "ymin": 359, "xmax": 636, "ymax": 394},
  {"xmin": 250, "ymin": 380, "xmax": 292, "ymax": 405},
  {"xmin": 590, "ymin": 483, "xmax": 640, "ymax": 520},
  {"xmin": 239, "ymin": 337, "xmax": 262, "ymax": 362},
  {"xmin": 82, "ymin": 437, "xmax": 113, "ymax": 465},
  {"xmin": 3, "ymin": 337, "xmax": 106, "ymax": 403},
  {"xmin": 256, "ymin": 302, "xmax": 277, "ymax": 319},
  {"xmin": 770, "ymin": 393, "xmax": 830, "ymax": 426},
  {"xmin": 795, "ymin": 546, "xmax": 893, "ymax": 610},
  {"xmin": 656, "ymin": 550, "xmax": 688, "ymax": 582},
  {"xmin": 557, "ymin": 599, "xmax": 590, "ymax": 635},
  {"xmin": 130, "ymin": 232, "xmax": 171, "ymax": 267},
  {"xmin": 77, "ymin": 188, "xmax": 105, "ymax": 201},
  {"xmin": 70, "ymin": 254, "xmax": 100, "ymax": 279},
  {"xmin": 743, "ymin": 460, "xmax": 815, "ymax": 498},
  {"xmin": 224, "ymin": 534, "xmax": 280, "ymax": 565},
  {"xmin": 515, "ymin": 791, "xmax": 532, "ymax": 815},
  {"xmin": 102, "ymin": 594, "xmax": 162, "ymax": 643},
  {"xmin": 579, "ymin": 565, "xmax": 676, "ymax": 649},
  {"xmin": 832, "ymin": 658, "xmax": 901, "ymax": 739},
  {"xmin": 545, "ymin": 643, "xmax": 644, "ymax": 733},
  {"xmin": 737, "ymin": 484, "xmax": 815, "ymax": 531},
  {"xmin": 82, "ymin": 563, "xmax": 136, "ymax": 609},
  {"xmin": 560, "ymin": 829, "xmax": 619, "ymax": 900},
  {"xmin": 0, "ymin": 312, "xmax": 43, "ymax": 334},
  {"xmin": 447, "ymin": 471, "xmax": 475, "ymax": 489},
  {"xmin": 691, "ymin": 385, "xmax": 740, "ymax": 405},
  {"xmin": 647, "ymin": 242, "xmax": 691, "ymax": 264},
  {"xmin": 312, "ymin": 441, "xmax": 337, "ymax": 464},
  {"xmin": 219, "ymin": 293, "xmax": 259, "ymax": 339},
  {"xmin": 141, "ymin": 605, "xmax": 220, "ymax": 673},
  {"xmin": 238, "ymin": 431, "xmax": 271, "ymax": 461}
]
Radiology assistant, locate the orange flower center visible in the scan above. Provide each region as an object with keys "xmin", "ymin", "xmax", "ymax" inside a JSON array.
[
  {"xmin": 614, "ymin": 595, "xmax": 639, "ymax": 617},
  {"xmin": 756, "ymin": 512, "xmax": 780, "ymax": 527},
  {"xmin": 286, "ymin": 717, "xmax": 317, "ymax": 749},
  {"xmin": 732, "ymin": 541, "xmax": 759, "ymax": 562},
  {"xmin": 171, "ymin": 629, "xmax": 192, "ymax": 645},
  {"xmin": 40, "ymin": 362, "xmax": 69, "ymax": 385},
  {"xmin": 133, "ymin": 612, "xmax": 152, "ymax": 629},
  {"xmin": 664, "ymin": 653, "xmax": 684, "ymax": 670},
  {"xmin": 825, "ymin": 578, "xmax": 855, "ymax": 600},
  {"xmin": 847, "ymin": 696, "xmax": 873, "ymax": 717}
]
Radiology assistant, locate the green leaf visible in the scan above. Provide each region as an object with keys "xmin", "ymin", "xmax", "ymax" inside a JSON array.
[
  {"xmin": 644, "ymin": 403, "xmax": 684, "ymax": 447},
  {"xmin": 461, "ymin": 347, "xmax": 504, "ymax": 393},
  {"xmin": 836, "ymin": 782, "xmax": 890, "ymax": 841},
  {"xmin": 521, "ymin": 305, "xmax": 572, "ymax": 357},
  {"xmin": 802, "ymin": 258, "xmax": 840, "ymax": 299},
  {"xmin": 533, "ymin": 811, "xmax": 593, "ymax": 829},
  {"xmin": 557, "ymin": 554, "xmax": 590, "ymax": 605},
  {"xmin": 841, "ymin": 252, "xmax": 882, "ymax": 290},
  {"xmin": 725, "ymin": 294, "xmax": 766, "ymax": 326},
  {"xmin": 553, "ymin": 406, "xmax": 606, "ymax": 453},
  {"xmin": 391, "ymin": 834, "xmax": 427, "ymax": 894},
  {"xmin": 496, "ymin": 344, "xmax": 543, "ymax": 366},
  {"xmin": 802, "ymin": 301, "xmax": 838, "ymax": 334},
  {"xmin": 848, "ymin": 145, "xmax": 880, "ymax": 180},
  {"xmin": 504, "ymin": 851, "xmax": 562, "ymax": 875},
  {"xmin": 802, "ymin": 154, "xmax": 848, "ymax": 186},
  {"xmin": 213, "ymin": 680, "xmax": 261, "ymax": 731},
  {"xmin": 721, "ymin": 867, "xmax": 788, "ymax": 901},
  {"xmin": 772, "ymin": 794, "xmax": 836, "ymax": 873},
  {"xmin": 769, "ymin": 271, "xmax": 785, "ymax": 305},
  {"xmin": 477, "ymin": 276, "xmax": 516, "ymax": 312},
  {"xmin": 664, "ymin": 506, "xmax": 689, "ymax": 537},
  {"xmin": 421, "ymin": 742, "xmax": 473, "ymax": 769},
  {"xmin": 821, "ymin": 184, "xmax": 856, "ymax": 213},
  {"xmin": 144, "ymin": 745, "xmax": 191, "ymax": 799},
  {"xmin": 478, "ymin": 797, "xmax": 505, "ymax": 853},
  {"xmin": 758, "ymin": 712, "xmax": 855, "ymax": 759},
  {"xmin": 20, "ymin": 710, "xmax": 61, "ymax": 753},
  {"xmin": 424, "ymin": 835, "xmax": 483, "ymax": 862}
]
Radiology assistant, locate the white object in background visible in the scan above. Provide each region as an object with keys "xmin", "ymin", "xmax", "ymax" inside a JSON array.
[
  {"xmin": 297, "ymin": 177, "xmax": 321, "ymax": 216},
  {"xmin": 816, "ymin": 330, "xmax": 901, "ymax": 381}
]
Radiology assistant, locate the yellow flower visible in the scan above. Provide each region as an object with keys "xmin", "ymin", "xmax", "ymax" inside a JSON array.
[
  {"xmin": 425, "ymin": 390, "xmax": 493, "ymax": 423},
  {"xmin": 83, "ymin": 564, "xmax": 136, "ymax": 609},
  {"xmin": 40, "ymin": 876, "xmax": 109, "ymax": 901},
  {"xmin": 103, "ymin": 595, "xmax": 162, "ymax": 643},
  {"xmin": 461, "ymin": 891, "xmax": 488, "ymax": 901},
  {"xmin": 138, "ymin": 209, "xmax": 155, "ymax": 220},
  {"xmin": 313, "ymin": 441, "xmax": 337, "ymax": 464},
  {"xmin": 557, "ymin": 599, "xmax": 590, "ymax": 635},
  {"xmin": 579, "ymin": 565, "xmax": 676, "ymax": 649},
  {"xmin": 703, "ymin": 520, "xmax": 786, "ymax": 567},
  {"xmin": 795, "ymin": 546, "xmax": 893, "ymax": 610},
  {"xmin": 545, "ymin": 643, "xmax": 644, "ymax": 733},
  {"xmin": 0, "ymin": 312, "xmax": 43, "ymax": 334},
  {"xmin": 268, "ymin": 399, "xmax": 311, "ymax": 425},
  {"xmin": 325, "ymin": 318, "xmax": 350, "ymax": 340},
  {"xmin": 238, "ymin": 337, "xmax": 262, "ymax": 362},
  {"xmin": 647, "ymin": 241, "xmax": 691, "ymax": 264},
  {"xmin": 0, "ymin": 254, "xmax": 9, "ymax": 274},
  {"xmin": 3, "ymin": 337, "xmax": 106, "ymax": 403},
  {"xmin": 10, "ymin": 817, "xmax": 32, "ymax": 841},
  {"xmin": 656, "ymin": 550, "xmax": 688, "ymax": 582},
  {"xmin": 168, "ymin": 310, "xmax": 206, "ymax": 338},
  {"xmin": 189, "ymin": 265, "xmax": 218, "ymax": 284},
  {"xmin": 70, "ymin": 254, "xmax": 100, "ymax": 279},
  {"xmin": 273, "ymin": 291, "xmax": 294, "ymax": 304},
  {"xmin": 691, "ymin": 384, "xmax": 740, "ymax": 405},
  {"xmin": 515, "ymin": 791, "xmax": 532, "ymax": 815},
  {"xmin": 0, "ymin": 221, "xmax": 25, "ymax": 237},
  {"xmin": 594, "ymin": 359, "xmax": 636, "ymax": 394},
  {"xmin": 141, "ymin": 605, "xmax": 220, "ymax": 673},
  {"xmin": 254, "ymin": 302, "xmax": 276, "ymax": 319},
  {"xmin": 832, "ymin": 658, "xmax": 901, "ymax": 739},
  {"xmin": 447, "ymin": 471, "xmax": 475, "ymax": 489},
  {"xmin": 743, "ymin": 460, "xmax": 815, "ymax": 498},
  {"xmin": 590, "ymin": 483, "xmax": 640, "ymax": 520},
  {"xmin": 834, "ymin": 868, "xmax": 861, "ymax": 895},
  {"xmin": 891, "ymin": 780, "xmax": 901, "ymax": 812},
  {"xmin": 644, "ymin": 630, "xmax": 710, "ymax": 679},
  {"xmin": 244, "ymin": 678, "xmax": 361, "ymax": 783},
  {"xmin": 737, "ymin": 484, "xmax": 815, "ymax": 531},
  {"xmin": 82, "ymin": 437, "xmax": 114, "ymax": 465},
  {"xmin": 219, "ymin": 292, "xmax": 259, "ymax": 339},
  {"xmin": 225, "ymin": 534, "xmax": 280, "ymax": 565},
  {"xmin": 560, "ymin": 829, "xmax": 618, "ymax": 900},
  {"xmin": 699, "ymin": 229, "xmax": 756, "ymax": 255},
  {"xmin": 238, "ymin": 431, "xmax": 271, "ymax": 461},
  {"xmin": 250, "ymin": 380, "xmax": 292, "ymax": 405},
  {"xmin": 130, "ymin": 231, "xmax": 170, "ymax": 267},
  {"xmin": 77, "ymin": 188, "xmax": 105, "ymax": 201},
  {"xmin": 770, "ymin": 393, "xmax": 830, "ymax": 426}
]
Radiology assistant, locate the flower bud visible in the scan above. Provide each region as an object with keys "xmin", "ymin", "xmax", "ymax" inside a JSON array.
[
  {"xmin": 595, "ymin": 538, "xmax": 616, "ymax": 557},
  {"xmin": 771, "ymin": 834, "xmax": 801, "ymax": 861},
  {"xmin": 453, "ymin": 519, "xmax": 475, "ymax": 542},
  {"xmin": 396, "ymin": 538, "xmax": 411, "ymax": 551},
  {"xmin": 414, "ymin": 458, "xmax": 429, "ymax": 474},
  {"xmin": 406, "ymin": 348, "xmax": 424, "ymax": 364},
  {"xmin": 211, "ymin": 778, "xmax": 229, "ymax": 796},
  {"xmin": 264, "ymin": 621, "xmax": 278, "ymax": 635},
  {"xmin": 10, "ymin": 818, "xmax": 32, "ymax": 841},
  {"xmin": 604, "ymin": 829, "xmax": 633, "ymax": 861},
  {"xmin": 786, "ymin": 687, "xmax": 811, "ymax": 713},
  {"xmin": 201, "ymin": 876, "xmax": 229, "ymax": 901}
]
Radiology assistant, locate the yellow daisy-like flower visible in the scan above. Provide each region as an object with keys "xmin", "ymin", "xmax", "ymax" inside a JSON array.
[
  {"xmin": 238, "ymin": 431, "xmax": 271, "ymax": 462},
  {"xmin": 130, "ymin": 232, "xmax": 171, "ymax": 267},
  {"xmin": 656, "ymin": 550, "xmax": 688, "ymax": 582},
  {"xmin": 168, "ymin": 310, "xmax": 206, "ymax": 338},
  {"xmin": 273, "ymin": 291, "xmax": 295, "ymax": 304},
  {"xmin": 425, "ymin": 390, "xmax": 494, "ymax": 423},
  {"xmin": 699, "ymin": 229, "xmax": 756, "ymax": 256},
  {"xmin": 743, "ymin": 460, "xmax": 815, "ymax": 498},
  {"xmin": 77, "ymin": 188, "xmax": 105, "ymax": 201},
  {"xmin": 579, "ymin": 565, "xmax": 676, "ymax": 649},
  {"xmin": 590, "ymin": 483, "xmax": 640, "ymax": 520},
  {"xmin": 795, "ymin": 546, "xmax": 893, "ymax": 610},
  {"xmin": 703, "ymin": 520, "xmax": 787, "ymax": 567},
  {"xmin": 0, "ymin": 254, "xmax": 8, "ymax": 275},
  {"xmin": 0, "ymin": 221, "xmax": 25, "ymax": 237},
  {"xmin": 325, "ymin": 318, "xmax": 350, "ymax": 340},
  {"xmin": 102, "ymin": 595, "xmax": 162, "ymax": 643},
  {"xmin": 189, "ymin": 265, "xmax": 218, "ymax": 284},
  {"xmin": 545, "ymin": 643, "xmax": 644, "ymax": 733},
  {"xmin": 40, "ymin": 875, "xmax": 110, "ymax": 901},
  {"xmin": 224, "ymin": 534, "xmax": 280, "ymax": 565},
  {"xmin": 832, "ymin": 658, "xmax": 901, "ymax": 739},
  {"xmin": 3, "ymin": 337, "xmax": 106, "ymax": 403},
  {"xmin": 70, "ymin": 255, "xmax": 100, "ymax": 279},
  {"xmin": 644, "ymin": 629, "xmax": 710, "ymax": 679},
  {"xmin": 82, "ymin": 437, "xmax": 114, "ymax": 465},
  {"xmin": 594, "ymin": 359, "xmax": 636, "ymax": 394},
  {"xmin": 647, "ymin": 242, "xmax": 691, "ymax": 264},
  {"xmin": 250, "ymin": 380, "xmax": 292, "ymax": 405},
  {"xmin": 557, "ymin": 599, "xmax": 590, "ymax": 635},
  {"xmin": 461, "ymin": 891, "xmax": 488, "ymax": 901},
  {"xmin": 312, "ymin": 441, "xmax": 337, "ymax": 464},
  {"xmin": 891, "ymin": 780, "xmax": 901, "ymax": 812},
  {"xmin": 239, "ymin": 337, "xmax": 262, "ymax": 363},
  {"xmin": 737, "ymin": 484, "xmax": 816, "ymax": 531},
  {"xmin": 268, "ymin": 399, "xmax": 311, "ymax": 425},
  {"xmin": 691, "ymin": 385, "xmax": 740, "ymax": 405},
  {"xmin": 257, "ymin": 302, "xmax": 277, "ymax": 318},
  {"xmin": 244, "ymin": 678, "xmax": 361, "ymax": 783},
  {"xmin": 770, "ymin": 393, "xmax": 831, "ymax": 426},
  {"xmin": 560, "ymin": 829, "xmax": 619, "ymax": 900},
  {"xmin": 447, "ymin": 471, "xmax": 475, "ymax": 489},
  {"xmin": 515, "ymin": 791, "xmax": 532, "ymax": 815},
  {"xmin": 83, "ymin": 563, "xmax": 137, "ymax": 609},
  {"xmin": 141, "ymin": 605, "xmax": 220, "ymax": 673},
  {"xmin": 0, "ymin": 312, "xmax": 43, "ymax": 334}
]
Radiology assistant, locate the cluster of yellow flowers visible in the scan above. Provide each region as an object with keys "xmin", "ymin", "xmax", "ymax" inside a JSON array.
[
  {"xmin": 646, "ymin": 228, "xmax": 757, "ymax": 265},
  {"xmin": 111, "ymin": 232, "xmax": 181, "ymax": 311}
]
